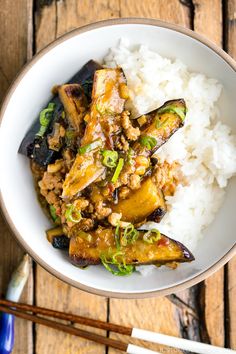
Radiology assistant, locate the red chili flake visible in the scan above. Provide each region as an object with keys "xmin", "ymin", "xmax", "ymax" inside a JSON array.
[{"xmin": 157, "ymin": 237, "xmax": 170, "ymax": 247}]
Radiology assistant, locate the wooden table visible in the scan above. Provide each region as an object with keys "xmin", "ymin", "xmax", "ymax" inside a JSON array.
[{"xmin": 0, "ymin": 1, "xmax": 235, "ymax": 353}]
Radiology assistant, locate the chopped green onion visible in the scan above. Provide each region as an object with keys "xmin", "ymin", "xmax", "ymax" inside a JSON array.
[
  {"xmin": 115, "ymin": 224, "xmax": 121, "ymax": 250},
  {"xmin": 143, "ymin": 229, "xmax": 161, "ymax": 244},
  {"xmin": 111, "ymin": 158, "xmax": 124, "ymax": 183},
  {"xmin": 36, "ymin": 102, "xmax": 56, "ymax": 137},
  {"xmin": 49, "ymin": 205, "xmax": 60, "ymax": 224},
  {"xmin": 139, "ymin": 135, "xmax": 157, "ymax": 150},
  {"xmin": 101, "ymin": 150, "xmax": 118, "ymax": 168},
  {"xmin": 79, "ymin": 139, "xmax": 102, "ymax": 155},
  {"xmin": 100, "ymin": 252, "xmax": 135, "ymax": 276},
  {"xmin": 158, "ymin": 104, "xmax": 186, "ymax": 121},
  {"xmin": 65, "ymin": 204, "xmax": 82, "ymax": 223},
  {"xmin": 121, "ymin": 224, "xmax": 139, "ymax": 246}
]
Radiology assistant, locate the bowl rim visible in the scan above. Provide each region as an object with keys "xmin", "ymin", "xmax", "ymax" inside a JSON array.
[{"xmin": 0, "ymin": 17, "xmax": 236, "ymax": 299}]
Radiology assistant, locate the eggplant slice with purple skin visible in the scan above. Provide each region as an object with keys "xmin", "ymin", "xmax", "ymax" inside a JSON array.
[
  {"xmin": 134, "ymin": 99, "xmax": 186, "ymax": 156},
  {"xmin": 62, "ymin": 68, "xmax": 127, "ymax": 200},
  {"xmin": 18, "ymin": 60, "xmax": 102, "ymax": 166},
  {"xmin": 69, "ymin": 227, "xmax": 194, "ymax": 267}
]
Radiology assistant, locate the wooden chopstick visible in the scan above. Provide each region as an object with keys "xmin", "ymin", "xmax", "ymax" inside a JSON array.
[
  {"xmin": 0, "ymin": 301, "xmax": 159, "ymax": 354},
  {"xmin": 0, "ymin": 298, "xmax": 131, "ymax": 335},
  {"xmin": 0, "ymin": 299, "xmax": 235, "ymax": 354}
]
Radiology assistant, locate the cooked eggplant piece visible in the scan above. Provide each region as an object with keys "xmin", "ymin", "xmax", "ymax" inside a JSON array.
[
  {"xmin": 19, "ymin": 60, "xmax": 102, "ymax": 164},
  {"xmin": 81, "ymin": 68, "xmax": 127, "ymax": 146},
  {"xmin": 147, "ymin": 207, "xmax": 167, "ymax": 223},
  {"xmin": 58, "ymin": 84, "xmax": 87, "ymax": 131},
  {"xmin": 111, "ymin": 177, "xmax": 166, "ymax": 224},
  {"xmin": 133, "ymin": 99, "xmax": 186, "ymax": 156},
  {"xmin": 62, "ymin": 152, "xmax": 105, "ymax": 199},
  {"xmin": 72, "ymin": 60, "xmax": 102, "ymax": 101},
  {"xmin": 52, "ymin": 236, "xmax": 69, "ymax": 249},
  {"xmin": 69, "ymin": 227, "xmax": 194, "ymax": 267},
  {"xmin": 62, "ymin": 68, "xmax": 127, "ymax": 199},
  {"xmin": 46, "ymin": 227, "xmax": 69, "ymax": 249}
]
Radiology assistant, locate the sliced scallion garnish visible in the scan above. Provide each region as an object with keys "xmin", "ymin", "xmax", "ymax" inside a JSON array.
[
  {"xmin": 143, "ymin": 229, "xmax": 161, "ymax": 244},
  {"xmin": 111, "ymin": 158, "xmax": 124, "ymax": 183},
  {"xmin": 49, "ymin": 205, "xmax": 60, "ymax": 223},
  {"xmin": 157, "ymin": 104, "xmax": 186, "ymax": 121},
  {"xmin": 36, "ymin": 102, "xmax": 56, "ymax": 137},
  {"xmin": 65, "ymin": 204, "xmax": 82, "ymax": 223},
  {"xmin": 100, "ymin": 252, "xmax": 134, "ymax": 276},
  {"xmin": 101, "ymin": 150, "xmax": 118, "ymax": 168},
  {"xmin": 121, "ymin": 224, "xmax": 139, "ymax": 246},
  {"xmin": 79, "ymin": 139, "xmax": 103, "ymax": 155},
  {"xmin": 139, "ymin": 135, "xmax": 157, "ymax": 150}
]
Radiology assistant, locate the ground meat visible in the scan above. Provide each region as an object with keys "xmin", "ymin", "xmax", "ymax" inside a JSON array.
[
  {"xmin": 45, "ymin": 191, "xmax": 59, "ymax": 205},
  {"xmin": 73, "ymin": 198, "xmax": 89, "ymax": 211},
  {"xmin": 95, "ymin": 201, "xmax": 112, "ymax": 220},
  {"xmin": 119, "ymin": 186, "xmax": 130, "ymax": 199},
  {"xmin": 128, "ymin": 174, "xmax": 141, "ymax": 190},
  {"xmin": 153, "ymin": 161, "xmax": 182, "ymax": 196},
  {"xmin": 121, "ymin": 111, "xmax": 140, "ymax": 141},
  {"xmin": 76, "ymin": 218, "xmax": 94, "ymax": 231},
  {"xmin": 120, "ymin": 135, "xmax": 129, "ymax": 152},
  {"xmin": 39, "ymin": 172, "xmax": 63, "ymax": 192}
]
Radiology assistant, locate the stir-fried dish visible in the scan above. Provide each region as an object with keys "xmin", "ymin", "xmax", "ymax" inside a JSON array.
[{"xmin": 19, "ymin": 60, "xmax": 194, "ymax": 276}]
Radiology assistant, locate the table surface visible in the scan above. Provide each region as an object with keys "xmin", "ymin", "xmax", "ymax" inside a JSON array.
[{"xmin": 0, "ymin": 0, "xmax": 235, "ymax": 353}]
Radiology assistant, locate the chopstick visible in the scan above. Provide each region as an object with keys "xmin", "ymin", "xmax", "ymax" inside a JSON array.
[{"xmin": 0, "ymin": 299, "xmax": 235, "ymax": 354}]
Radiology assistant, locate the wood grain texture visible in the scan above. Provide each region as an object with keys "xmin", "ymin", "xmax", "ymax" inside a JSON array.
[
  {"xmin": 109, "ymin": 297, "xmax": 183, "ymax": 354},
  {"xmin": 35, "ymin": 266, "xmax": 107, "ymax": 354},
  {"xmin": 35, "ymin": 2, "xmax": 109, "ymax": 353},
  {"xmin": 0, "ymin": 1, "xmax": 33, "ymax": 353},
  {"xmin": 226, "ymin": 0, "xmax": 236, "ymax": 57},
  {"xmin": 56, "ymin": 0, "xmax": 120, "ymax": 38},
  {"xmin": 193, "ymin": 0, "xmax": 222, "ymax": 46},
  {"xmin": 120, "ymin": 0, "xmax": 191, "ymax": 27},
  {"xmin": 226, "ymin": 0, "xmax": 236, "ymax": 348}
]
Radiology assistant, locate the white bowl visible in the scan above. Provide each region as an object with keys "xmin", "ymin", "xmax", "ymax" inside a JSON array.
[{"xmin": 0, "ymin": 18, "xmax": 236, "ymax": 298}]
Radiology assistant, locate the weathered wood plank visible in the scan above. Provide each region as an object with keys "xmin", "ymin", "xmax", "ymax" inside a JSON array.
[
  {"xmin": 193, "ymin": 0, "xmax": 225, "ymax": 347},
  {"xmin": 120, "ymin": 0, "xmax": 191, "ymax": 27},
  {"xmin": 35, "ymin": 2, "xmax": 109, "ymax": 353},
  {"xmin": 0, "ymin": 1, "xmax": 33, "ymax": 353},
  {"xmin": 56, "ymin": 0, "xmax": 120, "ymax": 37},
  {"xmin": 193, "ymin": 0, "xmax": 222, "ymax": 46},
  {"xmin": 35, "ymin": 266, "xmax": 107, "ymax": 354},
  {"xmin": 226, "ymin": 0, "xmax": 236, "ymax": 348}
]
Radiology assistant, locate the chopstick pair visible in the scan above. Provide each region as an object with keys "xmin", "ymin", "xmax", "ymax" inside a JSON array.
[{"xmin": 0, "ymin": 299, "xmax": 235, "ymax": 354}]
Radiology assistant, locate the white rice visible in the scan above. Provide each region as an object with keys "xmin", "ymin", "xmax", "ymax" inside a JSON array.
[{"xmin": 104, "ymin": 39, "xmax": 236, "ymax": 260}]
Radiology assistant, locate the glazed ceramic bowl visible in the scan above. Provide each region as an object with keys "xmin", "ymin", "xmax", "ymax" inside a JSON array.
[{"xmin": 0, "ymin": 18, "xmax": 236, "ymax": 298}]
